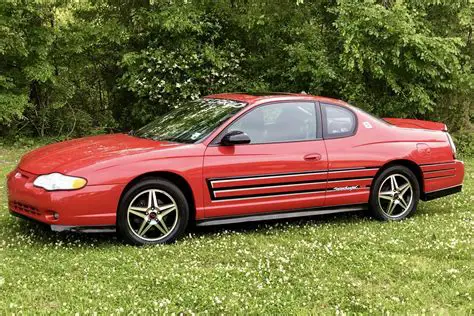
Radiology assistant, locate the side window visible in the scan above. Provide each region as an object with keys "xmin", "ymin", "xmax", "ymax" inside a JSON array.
[
  {"xmin": 225, "ymin": 102, "xmax": 318, "ymax": 144},
  {"xmin": 322, "ymin": 103, "xmax": 356, "ymax": 138}
]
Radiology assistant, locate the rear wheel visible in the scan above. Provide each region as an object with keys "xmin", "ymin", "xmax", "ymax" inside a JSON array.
[
  {"xmin": 117, "ymin": 178, "xmax": 189, "ymax": 245},
  {"xmin": 369, "ymin": 166, "xmax": 420, "ymax": 221}
]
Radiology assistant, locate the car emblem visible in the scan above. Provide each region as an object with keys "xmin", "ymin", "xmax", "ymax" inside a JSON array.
[
  {"xmin": 334, "ymin": 185, "xmax": 360, "ymax": 192},
  {"xmin": 14, "ymin": 172, "xmax": 22, "ymax": 179}
]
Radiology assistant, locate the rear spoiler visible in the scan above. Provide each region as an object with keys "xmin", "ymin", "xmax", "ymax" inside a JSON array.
[{"xmin": 383, "ymin": 118, "xmax": 448, "ymax": 132}]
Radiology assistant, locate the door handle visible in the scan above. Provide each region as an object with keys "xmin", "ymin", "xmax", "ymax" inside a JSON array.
[{"xmin": 304, "ymin": 153, "xmax": 322, "ymax": 161}]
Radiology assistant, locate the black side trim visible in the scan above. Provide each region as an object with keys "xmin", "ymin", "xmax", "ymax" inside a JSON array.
[
  {"xmin": 420, "ymin": 161, "xmax": 455, "ymax": 167},
  {"xmin": 423, "ymin": 168, "xmax": 455, "ymax": 174},
  {"xmin": 214, "ymin": 179, "xmax": 326, "ymax": 191},
  {"xmin": 211, "ymin": 177, "xmax": 373, "ymax": 200},
  {"xmin": 328, "ymin": 167, "xmax": 380, "ymax": 172},
  {"xmin": 328, "ymin": 177, "xmax": 373, "ymax": 183},
  {"xmin": 209, "ymin": 166, "xmax": 379, "ymax": 182},
  {"xmin": 208, "ymin": 167, "xmax": 379, "ymax": 200},
  {"xmin": 210, "ymin": 169, "xmax": 326, "ymax": 182},
  {"xmin": 196, "ymin": 204, "xmax": 368, "ymax": 227},
  {"xmin": 213, "ymin": 188, "xmax": 327, "ymax": 201},
  {"xmin": 422, "ymin": 185, "xmax": 462, "ymax": 201},
  {"xmin": 212, "ymin": 176, "xmax": 373, "ymax": 191},
  {"xmin": 424, "ymin": 175, "xmax": 456, "ymax": 181}
]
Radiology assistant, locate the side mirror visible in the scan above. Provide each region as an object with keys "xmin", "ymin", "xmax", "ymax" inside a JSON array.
[{"xmin": 220, "ymin": 130, "xmax": 251, "ymax": 146}]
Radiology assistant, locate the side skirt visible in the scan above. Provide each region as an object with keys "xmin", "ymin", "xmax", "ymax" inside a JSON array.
[
  {"xmin": 421, "ymin": 185, "xmax": 462, "ymax": 201},
  {"xmin": 196, "ymin": 204, "xmax": 367, "ymax": 227}
]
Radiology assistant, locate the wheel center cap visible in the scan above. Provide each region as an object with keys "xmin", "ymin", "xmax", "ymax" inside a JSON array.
[
  {"xmin": 149, "ymin": 212, "xmax": 157, "ymax": 219},
  {"xmin": 394, "ymin": 193, "xmax": 399, "ymax": 199}
]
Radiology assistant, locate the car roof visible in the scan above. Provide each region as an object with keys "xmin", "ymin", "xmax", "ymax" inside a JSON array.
[{"xmin": 204, "ymin": 92, "xmax": 349, "ymax": 107}]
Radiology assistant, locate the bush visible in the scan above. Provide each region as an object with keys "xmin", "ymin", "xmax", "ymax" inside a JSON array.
[
  {"xmin": 453, "ymin": 130, "xmax": 474, "ymax": 158},
  {"xmin": 0, "ymin": 0, "xmax": 472, "ymax": 141}
]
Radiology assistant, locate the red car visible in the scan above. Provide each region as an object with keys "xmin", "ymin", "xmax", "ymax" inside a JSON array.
[{"xmin": 7, "ymin": 93, "xmax": 464, "ymax": 245}]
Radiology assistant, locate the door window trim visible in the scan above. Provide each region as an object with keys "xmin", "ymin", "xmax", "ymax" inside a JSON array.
[
  {"xmin": 210, "ymin": 101, "xmax": 323, "ymax": 146},
  {"xmin": 320, "ymin": 102, "xmax": 358, "ymax": 139}
]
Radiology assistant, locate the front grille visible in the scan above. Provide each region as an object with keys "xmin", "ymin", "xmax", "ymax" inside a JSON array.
[{"xmin": 11, "ymin": 201, "xmax": 41, "ymax": 216}]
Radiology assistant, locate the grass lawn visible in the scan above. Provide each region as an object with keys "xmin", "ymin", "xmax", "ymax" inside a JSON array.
[{"xmin": 0, "ymin": 144, "xmax": 473, "ymax": 314}]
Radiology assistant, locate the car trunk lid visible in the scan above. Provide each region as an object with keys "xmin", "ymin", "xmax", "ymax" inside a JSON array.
[{"xmin": 383, "ymin": 118, "xmax": 447, "ymax": 131}]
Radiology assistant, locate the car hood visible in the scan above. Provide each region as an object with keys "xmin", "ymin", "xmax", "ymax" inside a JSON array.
[{"xmin": 18, "ymin": 134, "xmax": 184, "ymax": 175}]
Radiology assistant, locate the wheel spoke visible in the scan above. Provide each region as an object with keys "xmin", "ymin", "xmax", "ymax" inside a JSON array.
[
  {"xmin": 160, "ymin": 206, "xmax": 176, "ymax": 217},
  {"xmin": 139, "ymin": 222, "xmax": 154, "ymax": 236},
  {"xmin": 379, "ymin": 192, "xmax": 393, "ymax": 201},
  {"xmin": 137, "ymin": 218, "xmax": 149, "ymax": 235},
  {"xmin": 129, "ymin": 206, "xmax": 148, "ymax": 213},
  {"xmin": 129, "ymin": 209, "xmax": 147, "ymax": 219},
  {"xmin": 152, "ymin": 191, "xmax": 159, "ymax": 208},
  {"xmin": 147, "ymin": 191, "xmax": 154, "ymax": 208},
  {"xmin": 399, "ymin": 182, "xmax": 411, "ymax": 212},
  {"xmin": 398, "ymin": 182, "xmax": 409, "ymax": 193},
  {"xmin": 399, "ymin": 183, "xmax": 411, "ymax": 198},
  {"xmin": 399, "ymin": 196, "xmax": 409, "ymax": 210},
  {"xmin": 156, "ymin": 216, "xmax": 169, "ymax": 234},
  {"xmin": 386, "ymin": 199, "xmax": 396, "ymax": 215},
  {"xmin": 390, "ymin": 175, "xmax": 399, "ymax": 191},
  {"xmin": 159, "ymin": 203, "xmax": 175, "ymax": 211}
]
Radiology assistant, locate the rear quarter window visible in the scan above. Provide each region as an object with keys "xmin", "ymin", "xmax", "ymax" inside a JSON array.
[{"xmin": 322, "ymin": 103, "xmax": 357, "ymax": 138}]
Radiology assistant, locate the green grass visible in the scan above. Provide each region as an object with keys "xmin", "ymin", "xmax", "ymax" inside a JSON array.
[{"xmin": 0, "ymin": 144, "xmax": 473, "ymax": 314}]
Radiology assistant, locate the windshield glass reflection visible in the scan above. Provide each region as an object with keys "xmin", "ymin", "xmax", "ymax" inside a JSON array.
[{"xmin": 135, "ymin": 98, "xmax": 246, "ymax": 143}]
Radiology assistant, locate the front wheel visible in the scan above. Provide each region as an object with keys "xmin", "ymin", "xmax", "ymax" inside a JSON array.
[
  {"xmin": 117, "ymin": 178, "xmax": 189, "ymax": 245},
  {"xmin": 369, "ymin": 166, "xmax": 420, "ymax": 221}
]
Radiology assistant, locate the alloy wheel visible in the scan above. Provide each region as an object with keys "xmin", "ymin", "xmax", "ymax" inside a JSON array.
[
  {"xmin": 378, "ymin": 174, "xmax": 413, "ymax": 218},
  {"xmin": 127, "ymin": 189, "xmax": 179, "ymax": 241}
]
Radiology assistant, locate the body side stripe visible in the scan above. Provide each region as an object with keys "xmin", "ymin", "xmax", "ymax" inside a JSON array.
[
  {"xmin": 207, "ymin": 167, "xmax": 378, "ymax": 201},
  {"xmin": 419, "ymin": 161, "xmax": 455, "ymax": 167},
  {"xmin": 209, "ymin": 166, "xmax": 380, "ymax": 184},
  {"xmin": 211, "ymin": 176, "xmax": 374, "ymax": 192},
  {"xmin": 423, "ymin": 168, "xmax": 456, "ymax": 174}
]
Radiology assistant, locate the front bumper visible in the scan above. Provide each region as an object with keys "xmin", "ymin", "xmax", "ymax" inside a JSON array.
[
  {"xmin": 9, "ymin": 210, "xmax": 116, "ymax": 233},
  {"xmin": 7, "ymin": 169, "xmax": 125, "ymax": 227}
]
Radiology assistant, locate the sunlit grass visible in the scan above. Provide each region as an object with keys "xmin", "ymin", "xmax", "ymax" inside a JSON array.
[{"xmin": 0, "ymin": 144, "xmax": 472, "ymax": 314}]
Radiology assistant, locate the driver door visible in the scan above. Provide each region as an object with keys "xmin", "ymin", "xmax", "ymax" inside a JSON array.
[{"xmin": 202, "ymin": 101, "xmax": 328, "ymax": 218}]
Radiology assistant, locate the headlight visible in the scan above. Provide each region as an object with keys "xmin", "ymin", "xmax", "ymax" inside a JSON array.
[{"xmin": 33, "ymin": 173, "xmax": 87, "ymax": 191}]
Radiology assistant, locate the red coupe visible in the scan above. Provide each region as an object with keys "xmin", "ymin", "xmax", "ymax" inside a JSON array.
[{"xmin": 7, "ymin": 93, "xmax": 464, "ymax": 245}]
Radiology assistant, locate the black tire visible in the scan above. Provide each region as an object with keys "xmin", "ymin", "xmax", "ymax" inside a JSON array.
[
  {"xmin": 369, "ymin": 165, "xmax": 420, "ymax": 221},
  {"xmin": 117, "ymin": 178, "xmax": 189, "ymax": 245}
]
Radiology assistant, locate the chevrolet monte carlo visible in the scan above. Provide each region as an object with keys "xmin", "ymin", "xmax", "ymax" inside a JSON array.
[{"xmin": 7, "ymin": 93, "xmax": 465, "ymax": 245}]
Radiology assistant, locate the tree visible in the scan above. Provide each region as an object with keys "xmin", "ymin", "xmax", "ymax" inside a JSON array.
[{"xmin": 0, "ymin": 0, "xmax": 472, "ymax": 154}]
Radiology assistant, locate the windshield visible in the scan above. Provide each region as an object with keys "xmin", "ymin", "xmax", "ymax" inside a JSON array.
[{"xmin": 135, "ymin": 98, "xmax": 246, "ymax": 143}]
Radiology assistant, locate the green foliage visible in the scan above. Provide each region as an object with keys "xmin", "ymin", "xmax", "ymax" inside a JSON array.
[
  {"xmin": 0, "ymin": 0, "xmax": 117, "ymax": 137},
  {"xmin": 333, "ymin": 0, "xmax": 466, "ymax": 116},
  {"xmin": 453, "ymin": 129, "xmax": 474, "ymax": 158},
  {"xmin": 0, "ymin": 0, "xmax": 472, "ymax": 141},
  {"xmin": 0, "ymin": 0, "xmax": 41, "ymax": 124}
]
